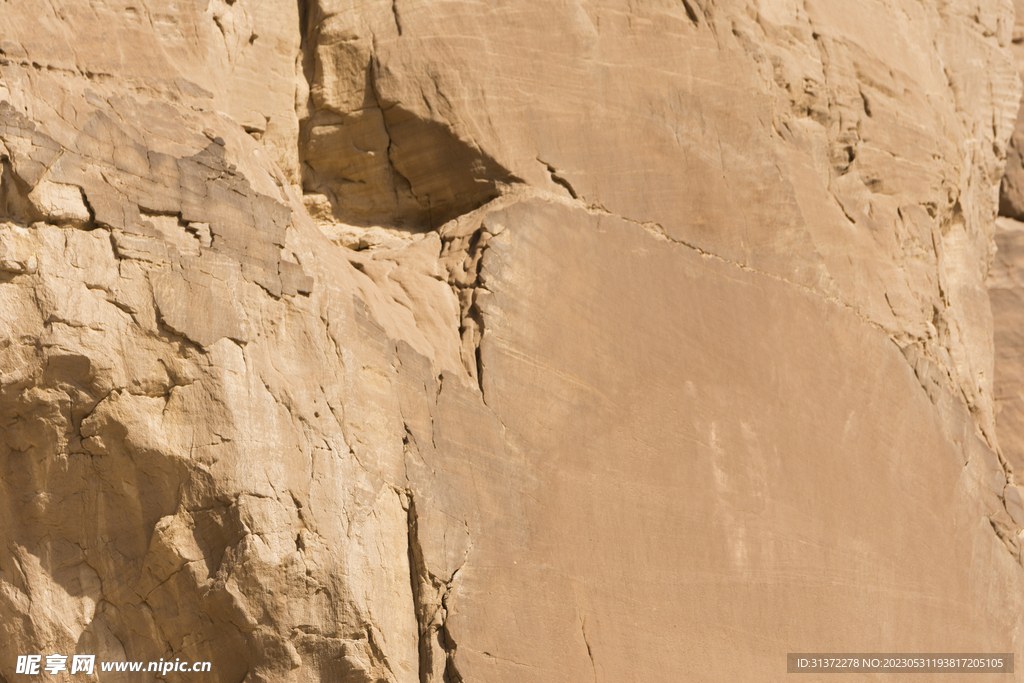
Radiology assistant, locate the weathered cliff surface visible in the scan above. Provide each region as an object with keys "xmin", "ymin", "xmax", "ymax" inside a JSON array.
[
  {"xmin": 2, "ymin": 1, "xmax": 1024, "ymax": 681},
  {"xmin": 991, "ymin": 0, "xmax": 1024, "ymax": 480}
]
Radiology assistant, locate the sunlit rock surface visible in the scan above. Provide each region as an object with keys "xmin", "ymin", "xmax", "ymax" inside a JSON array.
[{"xmin": 3, "ymin": 1, "xmax": 1024, "ymax": 682}]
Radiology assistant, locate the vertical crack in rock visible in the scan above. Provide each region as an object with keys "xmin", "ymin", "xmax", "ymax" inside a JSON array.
[
  {"xmin": 295, "ymin": 0, "xmax": 318, "ymax": 206},
  {"xmin": 439, "ymin": 592, "xmax": 464, "ymax": 683},
  {"xmin": 439, "ymin": 220, "xmax": 497, "ymax": 395},
  {"xmin": 680, "ymin": 0, "xmax": 700, "ymax": 26},
  {"xmin": 404, "ymin": 490, "xmax": 466, "ymax": 683},
  {"xmin": 391, "ymin": 0, "xmax": 404, "ymax": 36},
  {"xmin": 405, "ymin": 491, "xmax": 432, "ymax": 683},
  {"xmin": 580, "ymin": 618, "xmax": 597, "ymax": 683},
  {"xmin": 368, "ymin": 57, "xmax": 417, "ymax": 222}
]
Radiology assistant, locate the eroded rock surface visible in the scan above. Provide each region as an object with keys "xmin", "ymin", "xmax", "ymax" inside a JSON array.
[
  {"xmin": 2, "ymin": 1, "xmax": 1024, "ymax": 682},
  {"xmin": 991, "ymin": 1, "xmax": 1024, "ymax": 483}
]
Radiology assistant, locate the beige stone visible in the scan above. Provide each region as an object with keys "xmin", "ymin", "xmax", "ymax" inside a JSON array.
[
  {"xmin": 991, "ymin": 217, "xmax": 1024, "ymax": 475},
  {"xmin": 2, "ymin": 0, "xmax": 1024, "ymax": 682}
]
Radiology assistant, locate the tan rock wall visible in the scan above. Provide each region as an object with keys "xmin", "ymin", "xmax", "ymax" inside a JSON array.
[
  {"xmin": 307, "ymin": 0, "xmax": 1019, "ymax": 447},
  {"xmin": 990, "ymin": 0, "xmax": 1024, "ymax": 478},
  {"xmin": 0, "ymin": 1, "xmax": 1022, "ymax": 682}
]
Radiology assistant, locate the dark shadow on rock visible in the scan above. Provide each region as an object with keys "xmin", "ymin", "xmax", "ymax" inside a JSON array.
[{"xmin": 383, "ymin": 105, "xmax": 521, "ymax": 230}]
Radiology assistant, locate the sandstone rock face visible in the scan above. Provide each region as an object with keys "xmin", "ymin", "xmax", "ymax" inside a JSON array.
[
  {"xmin": 2, "ymin": 1, "xmax": 1024, "ymax": 682},
  {"xmin": 991, "ymin": 218, "xmax": 1024, "ymax": 475},
  {"xmin": 991, "ymin": 2, "xmax": 1024, "ymax": 489}
]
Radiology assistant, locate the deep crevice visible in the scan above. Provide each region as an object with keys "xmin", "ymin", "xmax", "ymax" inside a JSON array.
[
  {"xmin": 681, "ymin": 0, "xmax": 700, "ymax": 25},
  {"xmin": 405, "ymin": 492, "xmax": 431, "ymax": 683},
  {"xmin": 78, "ymin": 185, "xmax": 98, "ymax": 229},
  {"xmin": 440, "ymin": 223, "xmax": 493, "ymax": 395},
  {"xmin": 405, "ymin": 488, "xmax": 464, "ymax": 683},
  {"xmin": 440, "ymin": 581, "xmax": 464, "ymax": 683},
  {"xmin": 474, "ymin": 342, "xmax": 484, "ymax": 397},
  {"xmin": 544, "ymin": 162, "xmax": 579, "ymax": 200},
  {"xmin": 391, "ymin": 0, "xmax": 404, "ymax": 36}
]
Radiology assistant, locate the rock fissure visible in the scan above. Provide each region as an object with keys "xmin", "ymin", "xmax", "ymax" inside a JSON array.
[
  {"xmin": 539, "ymin": 160, "xmax": 579, "ymax": 200},
  {"xmin": 567, "ymin": 195, "xmax": 1007, "ymax": 458},
  {"xmin": 440, "ymin": 221, "xmax": 493, "ymax": 394},
  {"xmin": 403, "ymin": 489, "xmax": 465, "ymax": 683},
  {"xmin": 391, "ymin": 0, "xmax": 404, "ymax": 37}
]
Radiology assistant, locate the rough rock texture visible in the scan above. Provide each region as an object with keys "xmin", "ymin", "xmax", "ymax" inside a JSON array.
[
  {"xmin": 3, "ymin": 1, "xmax": 1024, "ymax": 682},
  {"xmin": 992, "ymin": 1, "xmax": 1024, "ymax": 481},
  {"xmin": 1000, "ymin": 0, "xmax": 1024, "ymax": 219},
  {"xmin": 991, "ymin": 218, "xmax": 1024, "ymax": 474}
]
